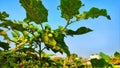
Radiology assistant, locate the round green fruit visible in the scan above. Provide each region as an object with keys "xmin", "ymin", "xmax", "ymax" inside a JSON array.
[
  {"xmin": 50, "ymin": 30, "xmax": 54, "ymax": 33},
  {"xmin": 48, "ymin": 33, "xmax": 53, "ymax": 37},
  {"xmin": 29, "ymin": 25, "xmax": 34, "ymax": 29},
  {"xmin": 43, "ymin": 35, "xmax": 49, "ymax": 44}
]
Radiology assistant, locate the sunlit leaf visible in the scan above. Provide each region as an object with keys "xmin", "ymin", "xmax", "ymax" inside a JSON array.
[
  {"xmin": 12, "ymin": 30, "xmax": 20, "ymax": 38},
  {"xmin": 0, "ymin": 30, "xmax": 7, "ymax": 36},
  {"xmin": 76, "ymin": 7, "xmax": 111, "ymax": 20},
  {"xmin": 0, "ymin": 30, "xmax": 10, "ymax": 43},
  {"xmin": 22, "ymin": 22, "xmax": 28, "ymax": 28},
  {"xmin": 59, "ymin": 0, "xmax": 83, "ymax": 20},
  {"xmin": 20, "ymin": 0, "xmax": 48, "ymax": 24}
]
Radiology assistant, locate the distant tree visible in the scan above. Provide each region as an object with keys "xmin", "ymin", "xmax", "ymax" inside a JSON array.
[{"xmin": 114, "ymin": 51, "xmax": 120, "ymax": 59}]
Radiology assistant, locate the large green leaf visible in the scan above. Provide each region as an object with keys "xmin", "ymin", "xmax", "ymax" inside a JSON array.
[
  {"xmin": 76, "ymin": 7, "xmax": 111, "ymax": 20},
  {"xmin": 59, "ymin": 0, "xmax": 83, "ymax": 20},
  {"xmin": 0, "ymin": 41, "xmax": 10, "ymax": 50},
  {"xmin": 20, "ymin": 0, "xmax": 48, "ymax": 24},
  {"xmin": 65, "ymin": 27, "xmax": 92, "ymax": 36}
]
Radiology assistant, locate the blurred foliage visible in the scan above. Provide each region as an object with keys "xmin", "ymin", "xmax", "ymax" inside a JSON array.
[
  {"xmin": 114, "ymin": 51, "xmax": 120, "ymax": 60},
  {"xmin": 90, "ymin": 52, "xmax": 115, "ymax": 68},
  {"xmin": 90, "ymin": 58, "xmax": 107, "ymax": 68},
  {"xmin": 100, "ymin": 52, "xmax": 111, "ymax": 62}
]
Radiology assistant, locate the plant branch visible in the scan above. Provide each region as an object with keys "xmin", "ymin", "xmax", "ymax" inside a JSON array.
[
  {"xmin": 63, "ymin": 20, "xmax": 70, "ymax": 31},
  {"xmin": 40, "ymin": 24, "xmax": 44, "ymax": 30},
  {"xmin": 11, "ymin": 39, "xmax": 28, "ymax": 52},
  {"xmin": 63, "ymin": 19, "xmax": 78, "ymax": 31},
  {"xmin": 41, "ymin": 47, "xmax": 46, "ymax": 51},
  {"xmin": 70, "ymin": 19, "xmax": 79, "ymax": 24}
]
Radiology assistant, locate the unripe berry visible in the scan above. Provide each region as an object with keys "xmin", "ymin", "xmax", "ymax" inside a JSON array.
[
  {"xmin": 50, "ymin": 30, "xmax": 54, "ymax": 33},
  {"xmin": 48, "ymin": 33, "xmax": 53, "ymax": 37}
]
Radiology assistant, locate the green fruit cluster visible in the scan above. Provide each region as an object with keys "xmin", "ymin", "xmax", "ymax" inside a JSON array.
[{"xmin": 42, "ymin": 31, "xmax": 56, "ymax": 48}]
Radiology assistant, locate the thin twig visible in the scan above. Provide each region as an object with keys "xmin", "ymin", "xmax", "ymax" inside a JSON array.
[
  {"xmin": 63, "ymin": 20, "xmax": 70, "ymax": 31},
  {"xmin": 41, "ymin": 47, "xmax": 46, "ymax": 51},
  {"xmin": 70, "ymin": 19, "xmax": 78, "ymax": 24},
  {"xmin": 11, "ymin": 39, "xmax": 28, "ymax": 52},
  {"xmin": 63, "ymin": 19, "xmax": 78, "ymax": 31},
  {"xmin": 39, "ymin": 42, "xmax": 42, "ymax": 68},
  {"xmin": 40, "ymin": 24, "xmax": 44, "ymax": 30}
]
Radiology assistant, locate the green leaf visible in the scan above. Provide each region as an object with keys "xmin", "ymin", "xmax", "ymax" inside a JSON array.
[
  {"xmin": 12, "ymin": 32, "xmax": 17, "ymax": 38},
  {"xmin": 59, "ymin": 0, "xmax": 83, "ymax": 20},
  {"xmin": 23, "ymin": 31, "xmax": 30, "ymax": 39},
  {"xmin": 0, "ymin": 20, "xmax": 26, "ymax": 31},
  {"xmin": 42, "ymin": 29, "xmax": 70, "ymax": 56},
  {"xmin": 0, "ymin": 11, "xmax": 9, "ymax": 21},
  {"xmin": 65, "ymin": 27, "xmax": 92, "ymax": 36},
  {"xmin": 10, "ymin": 62, "xmax": 17, "ymax": 67},
  {"xmin": 100, "ymin": 52, "xmax": 111, "ymax": 62},
  {"xmin": 75, "ymin": 27, "xmax": 93, "ymax": 34},
  {"xmin": 0, "ymin": 20, "xmax": 12, "ymax": 29},
  {"xmin": 11, "ymin": 20, "xmax": 26, "ymax": 31},
  {"xmin": 0, "ymin": 41, "xmax": 10, "ymax": 50},
  {"xmin": 20, "ymin": 0, "xmax": 48, "ymax": 24},
  {"xmin": 12, "ymin": 30, "xmax": 20, "ymax": 38},
  {"xmin": 54, "ymin": 29, "xmax": 70, "ymax": 56},
  {"xmin": 114, "ymin": 51, "xmax": 120, "ymax": 59},
  {"xmin": 90, "ymin": 58, "xmax": 107, "ymax": 67},
  {"xmin": 76, "ymin": 7, "xmax": 111, "ymax": 20},
  {"xmin": 0, "ymin": 30, "xmax": 10, "ymax": 42}
]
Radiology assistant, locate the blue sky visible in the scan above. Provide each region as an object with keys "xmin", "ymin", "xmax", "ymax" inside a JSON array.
[{"xmin": 0, "ymin": 0, "xmax": 120, "ymax": 58}]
